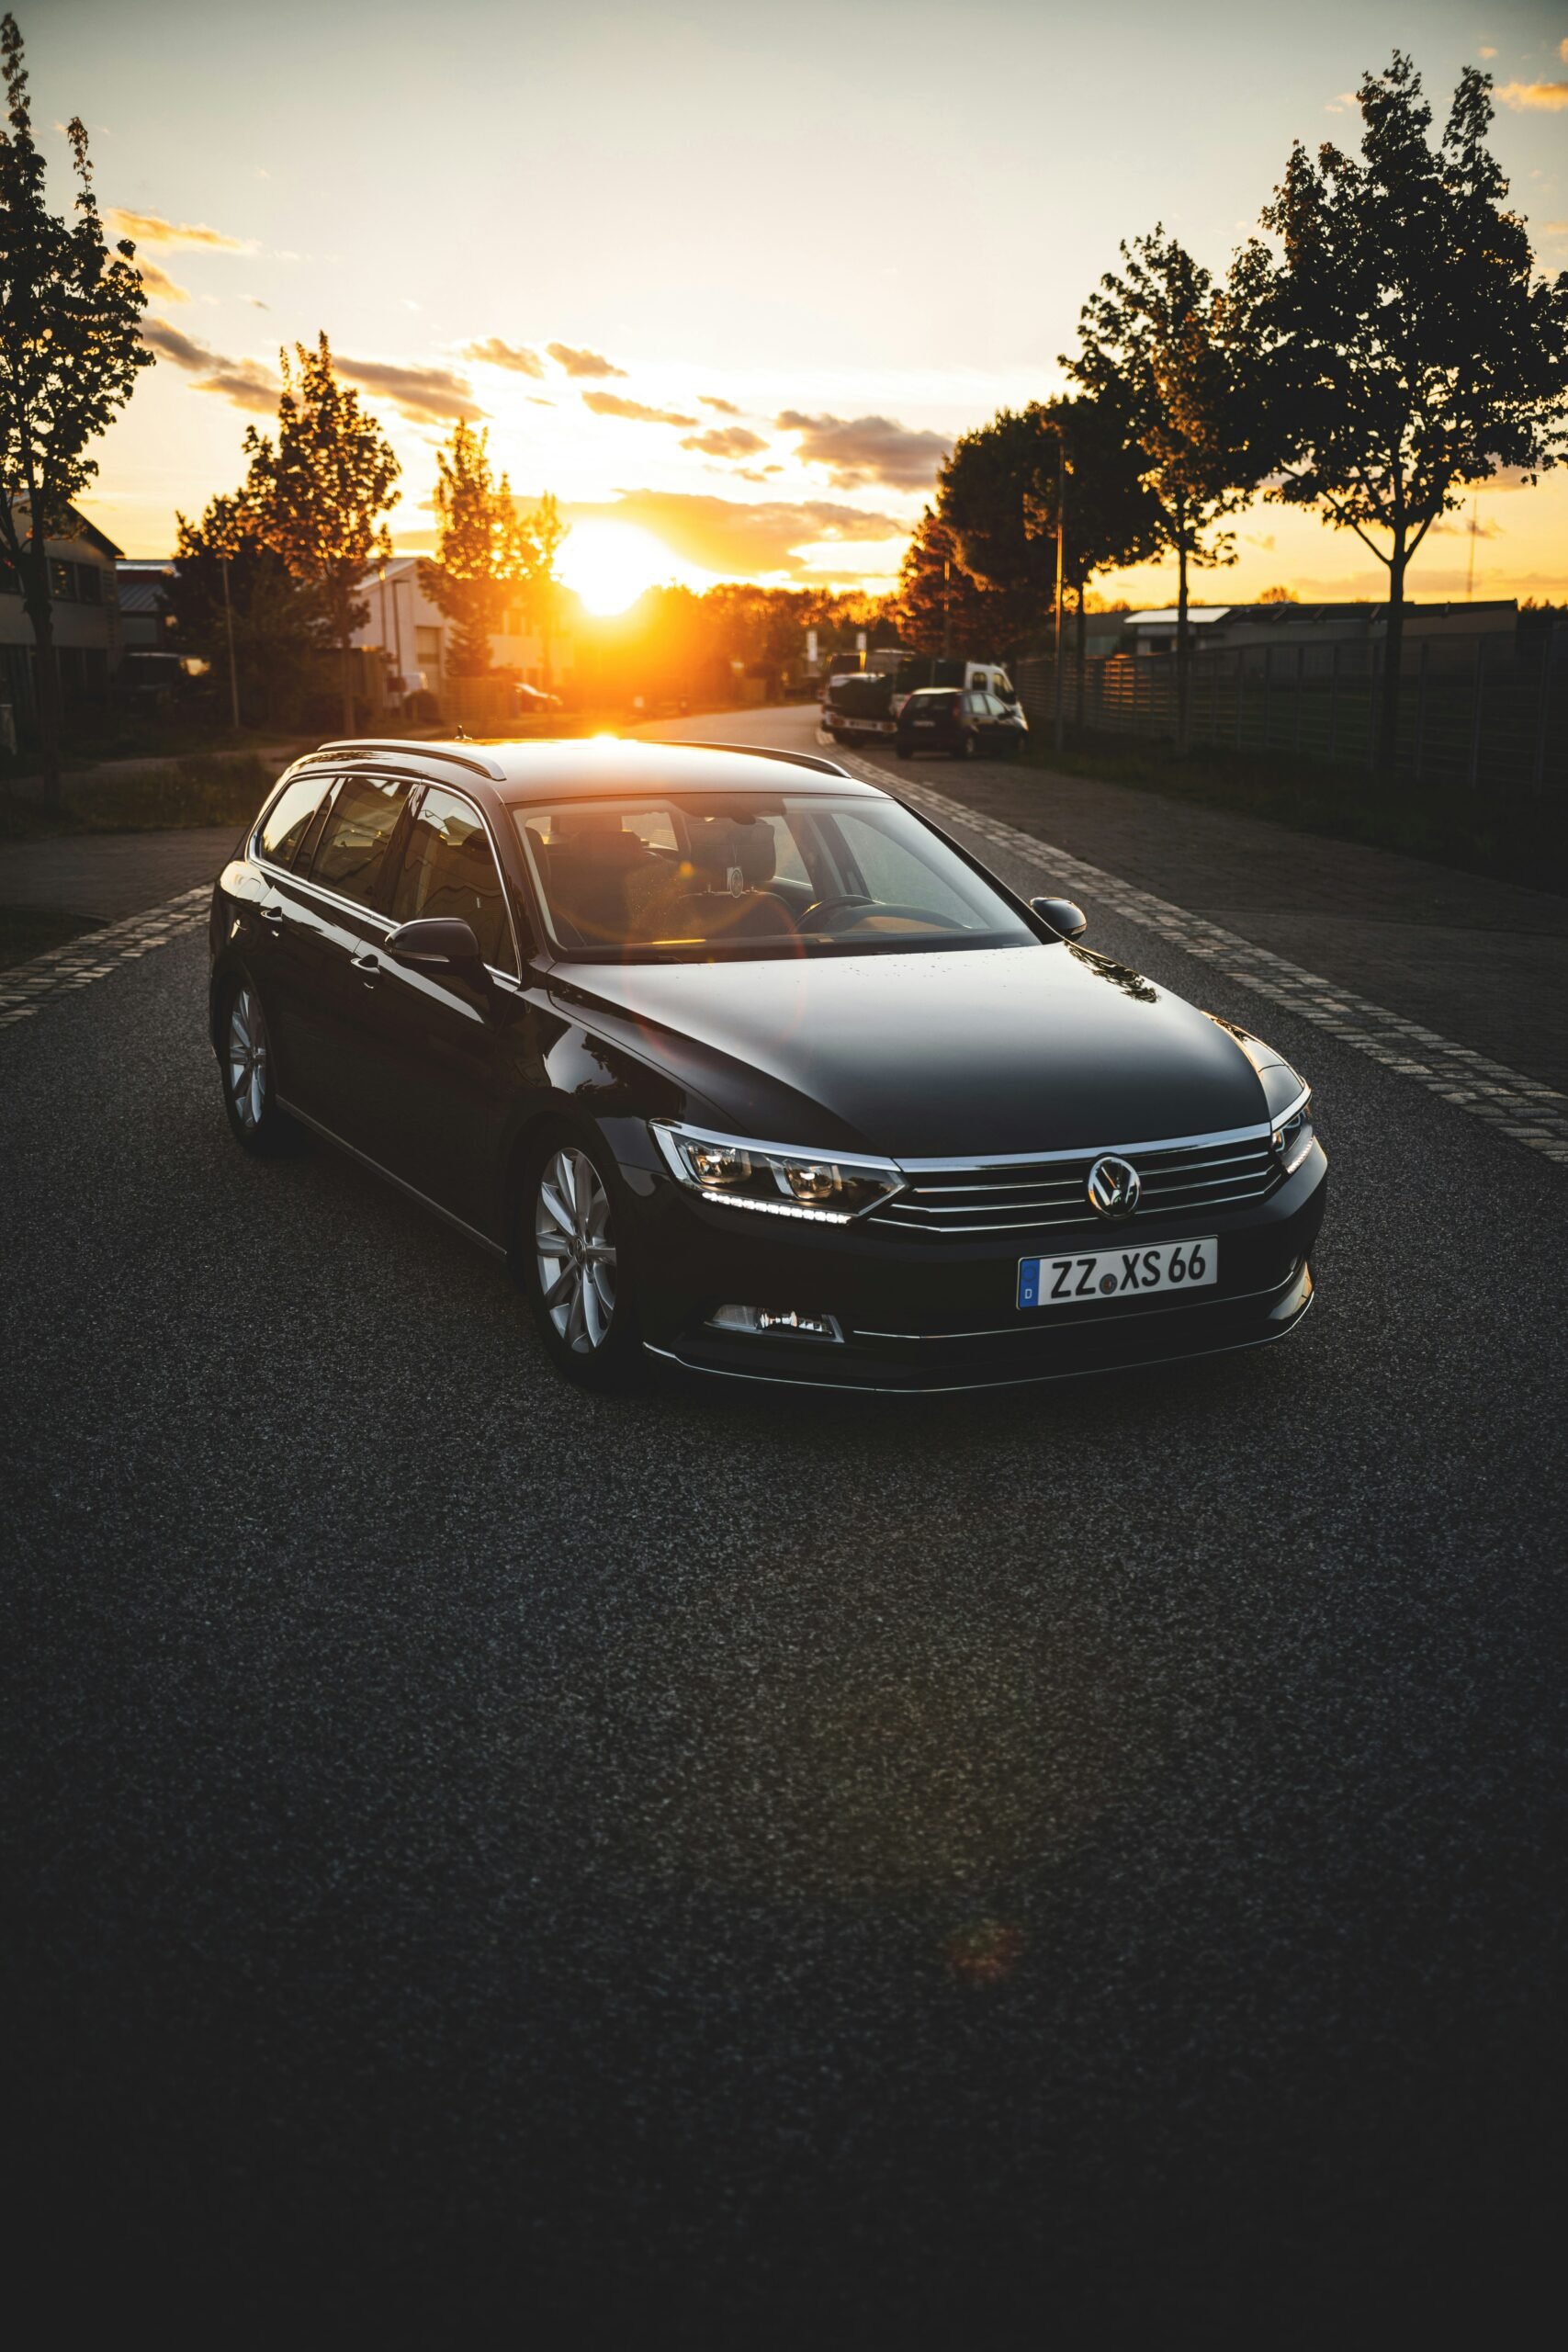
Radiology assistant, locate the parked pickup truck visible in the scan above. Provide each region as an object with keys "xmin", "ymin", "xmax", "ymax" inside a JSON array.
[{"xmin": 822, "ymin": 668, "xmax": 897, "ymax": 743}]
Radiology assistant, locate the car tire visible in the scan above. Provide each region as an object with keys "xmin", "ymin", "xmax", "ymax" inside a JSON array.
[
  {"xmin": 895, "ymin": 740, "xmax": 912, "ymax": 759},
  {"xmin": 520, "ymin": 1125, "xmax": 645, "ymax": 1393},
  {"xmin": 952, "ymin": 732, "xmax": 976, "ymax": 761},
  {"xmin": 217, "ymin": 976, "xmax": 296, "ymax": 1156}
]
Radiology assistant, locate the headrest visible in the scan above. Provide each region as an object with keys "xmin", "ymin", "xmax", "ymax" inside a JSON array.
[{"xmin": 684, "ymin": 815, "xmax": 775, "ymax": 889}]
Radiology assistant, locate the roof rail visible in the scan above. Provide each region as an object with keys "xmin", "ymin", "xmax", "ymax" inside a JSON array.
[
  {"xmin": 654, "ymin": 740, "xmax": 852, "ymax": 780},
  {"xmin": 311, "ymin": 737, "xmax": 508, "ymax": 782}
]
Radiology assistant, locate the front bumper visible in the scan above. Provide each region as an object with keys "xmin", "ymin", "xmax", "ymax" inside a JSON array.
[{"xmin": 625, "ymin": 1139, "xmax": 1328, "ymax": 1394}]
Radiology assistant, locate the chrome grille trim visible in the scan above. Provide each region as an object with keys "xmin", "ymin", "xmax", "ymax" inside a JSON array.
[{"xmin": 874, "ymin": 1125, "xmax": 1287, "ymax": 1238}]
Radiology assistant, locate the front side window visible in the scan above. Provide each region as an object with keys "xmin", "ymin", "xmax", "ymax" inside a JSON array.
[
  {"xmin": 391, "ymin": 786, "xmax": 516, "ymax": 974},
  {"xmin": 512, "ymin": 791, "xmax": 1034, "ymax": 962},
  {"xmin": 257, "ymin": 771, "xmax": 332, "ymax": 867},
  {"xmin": 307, "ymin": 772, "xmax": 410, "ymax": 908}
]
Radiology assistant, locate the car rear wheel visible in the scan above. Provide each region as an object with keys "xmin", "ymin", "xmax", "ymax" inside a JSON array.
[
  {"xmin": 952, "ymin": 731, "xmax": 976, "ymax": 761},
  {"xmin": 523, "ymin": 1131, "xmax": 644, "ymax": 1392},
  {"xmin": 219, "ymin": 978, "xmax": 294, "ymax": 1156}
]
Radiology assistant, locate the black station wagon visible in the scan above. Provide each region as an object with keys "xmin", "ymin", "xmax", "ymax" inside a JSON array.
[{"xmin": 210, "ymin": 736, "xmax": 1325, "ymax": 1393}]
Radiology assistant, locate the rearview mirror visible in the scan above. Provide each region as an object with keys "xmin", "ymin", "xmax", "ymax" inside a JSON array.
[
  {"xmin": 1031, "ymin": 896, "xmax": 1088, "ymax": 941},
  {"xmin": 386, "ymin": 916, "xmax": 485, "ymax": 974}
]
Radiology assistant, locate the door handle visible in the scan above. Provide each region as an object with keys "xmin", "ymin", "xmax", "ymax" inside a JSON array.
[
  {"xmin": 350, "ymin": 947, "xmax": 380, "ymax": 986},
  {"xmin": 259, "ymin": 903, "xmax": 284, "ymax": 930}
]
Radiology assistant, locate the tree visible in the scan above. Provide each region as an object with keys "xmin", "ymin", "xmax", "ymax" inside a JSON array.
[
  {"xmin": 524, "ymin": 491, "xmax": 569, "ymax": 688},
  {"xmin": 896, "ymin": 506, "xmax": 1032, "ymax": 659},
  {"xmin": 421, "ymin": 422, "xmax": 534, "ymax": 679},
  {"xmin": 939, "ymin": 396, "xmax": 1163, "ymax": 719},
  {"xmin": 1066, "ymin": 228, "xmax": 1259, "ymax": 752},
  {"xmin": 169, "ymin": 492, "xmax": 325, "ymax": 729},
  {"xmin": 243, "ymin": 334, "xmax": 400, "ymax": 733},
  {"xmin": 1233, "ymin": 53, "xmax": 1568, "ymax": 779},
  {"xmin": 0, "ymin": 12, "xmax": 152, "ymax": 797},
  {"xmin": 1258, "ymin": 584, "xmax": 1299, "ymax": 604}
]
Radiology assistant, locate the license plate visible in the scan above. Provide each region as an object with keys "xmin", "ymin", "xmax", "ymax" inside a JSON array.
[
  {"xmin": 914, "ymin": 720, "xmax": 936, "ymax": 729},
  {"xmin": 1018, "ymin": 1237, "xmax": 1218, "ymax": 1308}
]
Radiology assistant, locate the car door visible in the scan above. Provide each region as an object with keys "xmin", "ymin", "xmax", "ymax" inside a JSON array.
[
  {"xmin": 284, "ymin": 768, "xmax": 414, "ymax": 1141},
  {"xmin": 244, "ymin": 766, "xmax": 341, "ymax": 1099},
  {"xmin": 360, "ymin": 784, "xmax": 531, "ymax": 1237}
]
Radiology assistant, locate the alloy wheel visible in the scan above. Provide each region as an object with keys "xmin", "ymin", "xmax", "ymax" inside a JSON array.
[
  {"xmin": 227, "ymin": 985, "xmax": 269, "ymax": 1135},
  {"xmin": 534, "ymin": 1147, "xmax": 617, "ymax": 1354}
]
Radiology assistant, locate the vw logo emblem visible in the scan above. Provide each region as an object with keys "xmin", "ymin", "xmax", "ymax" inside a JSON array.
[{"xmin": 1086, "ymin": 1154, "xmax": 1141, "ymax": 1220}]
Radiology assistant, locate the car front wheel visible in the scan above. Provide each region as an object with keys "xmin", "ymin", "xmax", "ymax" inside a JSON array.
[
  {"xmin": 218, "ymin": 978, "xmax": 294, "ymax": 1155},
  {"xmin": 523, "ymin": 1131, "xmax": 643, "ymax": 1391}
]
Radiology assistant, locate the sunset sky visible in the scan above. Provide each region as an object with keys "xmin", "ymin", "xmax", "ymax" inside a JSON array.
[{"xmin": 37, "ymin": 0, "xmax": 1568, "ymax": 611}]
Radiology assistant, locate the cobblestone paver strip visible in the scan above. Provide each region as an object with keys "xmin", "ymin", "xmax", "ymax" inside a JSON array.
[
  {"xmin": 0, "ymin": 887, "xmax": 209, "ymax": 1027},
  {"xmin": 842, "ymin": 757, "xmax": 1568, "ymax": 1170}
]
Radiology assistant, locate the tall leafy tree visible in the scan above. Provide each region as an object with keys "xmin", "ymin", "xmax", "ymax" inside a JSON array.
[
  {"xmin": 170, "ymin": 492, "xmax": 325, "ymax": 729},
  {"xmin": 523, "ymin": 489, "xmax": 569, "ymax": 688},
  {"xmin": 0, "ymin": 12, "xmax": 152, "ymax": 797},
  {"xmin": 895, "ymin": 505, "xmax": 1032, "ymax": 659},
  {"xmin": 1066, "ymin": 229, "xmax": 1258, "ymax": 752},
  {"xmin": 1232, "ymin": 52, "xmax": 1568, "ymax": 777},
  {"xmin": 422, "ymin": 421, "xmax": 534, "ymax": 679},
  {"xmin": 243, "ymin": 334, "xmax": 400, "ymax": 733}
]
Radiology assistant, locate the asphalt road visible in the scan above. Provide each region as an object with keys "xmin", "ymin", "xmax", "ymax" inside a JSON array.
[{"xmin": 5, "ymin": 710, "xmax": 1566, "ymax": 2340}]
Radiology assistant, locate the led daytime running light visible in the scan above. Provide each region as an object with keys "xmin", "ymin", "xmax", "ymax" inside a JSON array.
[{"xmin": 652, "ymin": 1121, "xmax": 903, "ymax": 1224}]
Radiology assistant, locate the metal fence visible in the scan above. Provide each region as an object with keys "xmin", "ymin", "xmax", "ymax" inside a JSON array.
[{"xmin": 1016, "ymin": 621, "xmax": 1568, "ymax": 796}]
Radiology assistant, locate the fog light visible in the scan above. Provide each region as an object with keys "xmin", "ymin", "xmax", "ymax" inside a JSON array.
[{"xmin": 708, "ymin": 1305, "xmax": 844, "ymax": 1341}]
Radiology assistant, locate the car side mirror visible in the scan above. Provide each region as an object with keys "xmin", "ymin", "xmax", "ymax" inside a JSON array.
[
  {"xmin": 1031, "ymin": 896, "xmax": 1087, "ymax": 941},
  {"xmin": 386, "ymin": 916, "xmax": 485, "ymax": 975}
]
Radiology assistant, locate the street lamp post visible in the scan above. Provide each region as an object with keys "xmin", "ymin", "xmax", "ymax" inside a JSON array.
[
  {"xmin": 220, "ymin": 554, "xmax": 240, "ymax": 732},
  {"xmin": 1053, "ymin": 442, "xmax": 1066, "ymax": 758}
]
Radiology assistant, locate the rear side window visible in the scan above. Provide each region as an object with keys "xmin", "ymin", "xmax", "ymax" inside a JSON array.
[
  {"xmin": 390, "ymin": 786, "xmax": 516, "ymax": 975},
  {"xmin": 307, "ymin": 772, "xmax": 410, "ymax": 908},
  {"xmin": 257, "ymin": 772, "xmax": 331, "ymax": 867}
]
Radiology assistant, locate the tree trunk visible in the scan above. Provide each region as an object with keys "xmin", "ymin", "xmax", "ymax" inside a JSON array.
[
  {"xmin": 25, "ymin": 587, "xmax": 63, "ymax": 808},
  {"xmin": 1175, "ymin": 525, "xmax": 1190, "ymax": 758},
  {"xmin": 339, "ymin": 634, "xmax": 355, "ymax": 736},
  {"xmin": 1377, "ymin": 543, "xmax": 1407, "ymax": 784}
]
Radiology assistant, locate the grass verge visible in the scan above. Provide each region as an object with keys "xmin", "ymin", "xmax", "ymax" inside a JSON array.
[
  {"xmin": 1021, "ymin": 729, "xmax": 1568, "ymax": 889},
  {"xmin": 0, "ymin": 906, "xmax": 106, "ymax": 970},
  {"xmin": 0, "ymin": 754, "xmax": 280, "ymax": 842}
]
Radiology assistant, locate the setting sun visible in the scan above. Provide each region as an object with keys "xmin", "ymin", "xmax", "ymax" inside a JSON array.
[{"xmin": 559, "ymin": 520, "xmax": 684, "ymax": 615}]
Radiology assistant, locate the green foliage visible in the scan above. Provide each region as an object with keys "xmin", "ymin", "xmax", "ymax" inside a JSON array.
[
  {"xmin": 171, "ymin": 492, "xmax": 325, "ymax": 727},
  {"xmin": 422, "ymin": 422, "xmax": 533, "ymax": 677},
  {"xmin": 0, "ymin": 12, "xmax": 153, "ymax": 790},
  {"xmin": 243, "ymin": 334, "xmax": 400, "ymax": 723},
  {"xmin": 1231, "ymin": 53, "xmax": 1568, "ymax": 770},
  {"xmin": 895, "ymin": 506, "xmax": 1032, "ymax": 657}
]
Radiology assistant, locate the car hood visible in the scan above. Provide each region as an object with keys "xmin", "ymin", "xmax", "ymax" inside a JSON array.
[{"xmin": 552, "ymin": 942, "xmax": 1270, "ymax": 1159}]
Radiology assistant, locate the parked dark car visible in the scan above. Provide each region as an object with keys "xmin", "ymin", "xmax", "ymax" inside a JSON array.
[
  {"xmin": 896, "ymin": 685, "xmax": 1028, "ymax": 760},
  {"xmin": 211, "ymin": 735, "xmax": 1325, "ymax": 1394}
]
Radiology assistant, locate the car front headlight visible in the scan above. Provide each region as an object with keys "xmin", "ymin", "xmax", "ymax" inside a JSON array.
[{"xmin": 652, "ymin": 1121, "xmax": 904, "ymax": 1223}]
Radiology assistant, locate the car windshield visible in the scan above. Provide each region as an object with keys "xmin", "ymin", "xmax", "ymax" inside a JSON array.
[{"xmin": 512, "ymin": 790, "xmax": 1036, "ymax": 961}]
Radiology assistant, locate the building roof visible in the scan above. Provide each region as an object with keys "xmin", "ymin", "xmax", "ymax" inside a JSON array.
[{"xmin": 1122, "ymin": 608, "xmax": 1231, "ymax": 628}]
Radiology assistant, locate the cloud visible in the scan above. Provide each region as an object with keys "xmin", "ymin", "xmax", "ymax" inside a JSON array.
[
  {"xmin": 244, "ymin": 295, "xmax": 270, "ymax": 310},
  {"xmin": 1479, "ymin": 45, "xmax": 1497, "ymax": 60},
  {"xmin": 107, "ymin": 207, "xmax": 253, "ymax": 253},
  {"xmin": 336, "ymin": 357, "xmax": 485, "ymax": 423},
  {"xmin": 1496, "ymin": 80, "xmax": 1568, "ymax": 110},
  {"xmin": 700, "ymin": 394, "xmax": 741, "ymax": 415},
  {"xmin": 582, "ymin": 390, "xmax": 698, "ymax": 425},
  {"xmin": 132, "ymin": 254, "xmax": 189, "ymax": 304},
  {"xmin": 139, "ymin": 318, "xmax": 280, "ymax": 413},
  {"xmin": 774, "ymin": 409, "xmax": 952, "ymax": 491},
  {"xmin": 1325, "ymin": 90, "xmax": 1358, "ymax": 113},
  {"xmin": 547, "ymin": 341, "xmax": 626, "ymax": 379},
  {"xmin": 680, "ymin": 425, "xmax": 769, "ymax": 459},
  {"xmin": 570, "ymin": 489, "xmax": 903, "ymax": 578},
  {"xmin": 462, "ymin": 337, "xmax": 545, "ymax": 378}
]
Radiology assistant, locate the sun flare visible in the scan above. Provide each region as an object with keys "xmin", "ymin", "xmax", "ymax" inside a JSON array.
[{"xmin": 560, "ymin": 520, "xmax": 682, "ymax": 615}]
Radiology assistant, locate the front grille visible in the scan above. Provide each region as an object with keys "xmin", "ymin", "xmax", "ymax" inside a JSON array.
[{"xmin": 871, "ymin": 1132, "xmax": 1282, "ymax": 1238}]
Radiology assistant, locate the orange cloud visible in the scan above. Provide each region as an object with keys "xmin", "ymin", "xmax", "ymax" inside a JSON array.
[
  {"xmin": 680, "ymin": 425, "xmax": 769, "ymax": 459},
  {"xmin": 582, "ymin": 390, "xmax": 697, "ymax": 425},
  {"xmin": 1496, "ymin": 79, "xmax": 1568, "ymax": 110},
  {"xmin": 108, "ymin": 207, "xmax": 253, "ymax": 252},
  {"xmin": 547, "ymin": 341, "xmax": 626, "ymax": 379},
  {"xmin": 132, "ymin": 254, "xmax": 189, "ymax": 304},
  {"xmin": 570, "ymin": 489, "xmax": 903, "ymax": 578},
  {"xmin": 700, "ymin": 394, "xmax": 742, "ymax": 415},
  {"xmin": 462, "ymin": 337, "xmax": 545, "ymax": 378},
  {"xmin": 139, "ymin": 318, "xmax": 279, "ymax": 412}
]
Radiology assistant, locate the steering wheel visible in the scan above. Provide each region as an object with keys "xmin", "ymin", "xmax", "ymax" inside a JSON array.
[
  {"xmin": 803, "ymin": 897, "xmax": 966, "ymax": 935},
  {"xmin": 801, "ymin": 892, "xmax": 873, "ymax": 928}
]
